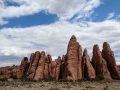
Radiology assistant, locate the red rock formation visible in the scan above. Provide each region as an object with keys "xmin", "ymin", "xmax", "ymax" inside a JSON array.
[
  {"xmin": 50, "ymin": 61, "xmax": 56, "ymax": 78},
  {"xmin": 82, "ymin": 48, "xmax": 96, "ymax": 80},
  {"xmin": 78, "ymin": 45, "xmax": 83, "ymax": 79},
  {"xmin": 34, "ymin": 51, "xmax": 45, "ymax": 80},
  {"xmin": 102, "ymin": 42, "xmax": 120, "ymax": 77},
  {"xmin": 43, "ymin": 54, "xmax": 52, "ymax": 78},
  {"xmin": 0, "ymin": 66, "xmax": 12, "ymax": 75},
  {"xmin": 55, "ymin": 56, "xmax": 61, "ymax": 80},
  {"xmin": 0, "ymin": 35, "xmax": 120, "ymax": 81},
  {"xmin": 117, "ymin": 65, "xmax": 120, "ymax": 72},
  {"xmin": 92, "ymin": 45, "xmax": 112, "ymax": 80},
  {"xmin": 28, "ymin": 51, "xmax": 40, "ymax": 79},
  {"xmin": 64, "ymin": 35, "xmax": 82, "ymax": 81},
  {"xmin": 44, "ymin": 63, "xmax": 49, "ymax": 78},
  {"xmin": 60, "ymin": 55, "xmax": 65, "ymax": 79},
  {"xmin": 17, "ymin": 57, "xmax": 28, "ymax": 78},
  {"xmin": 45, "ymin": 54, "xmax": 52, "ymax": 64},
  {"xmin": 0, "ymin": 65, "xmax": 19, "ymax": 77},
  {"xmin": 26, "ymin": 53, "xmax": 35, "ymax": 75}
]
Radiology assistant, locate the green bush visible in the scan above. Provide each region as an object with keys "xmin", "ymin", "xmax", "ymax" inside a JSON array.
[
  {"xmin": 97, "ymin": 74, "xmax": 104, "ymax": 80},
  {"xmin": 59, "ymin": 78, "xmax": 69, "ymax": 82},
  {"xmin": 20, "ymin": 76, "xmax": 31, "ymax": 82},
  {"xmin": 49, "ymin": 88, "xmax": 59, "ymax": 90},
  {"xmin": 10, "ymin": 73, "xmax": 17, "ymax": 79},
  {"xmin": 112, "ymin": 75, "xmax": 120, "ymax": 80},
  {"xmin": 77, "ymin": 78, "xmax": 87, "ymax": 82},
  {"xmin": 43, "ymin": 77, "xmax": 55, "ymax": 82},
  {"xmin": 91, "ymin": 74, "xmax": 104, "ymax": 81},
  {"xmin": 0, "ymin": 77, "xmax": 7, "ymax": 81}
]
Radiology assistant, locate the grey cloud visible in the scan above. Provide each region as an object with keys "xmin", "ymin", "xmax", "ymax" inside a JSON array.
[{"xmin": 0, "ymin": 55, "xmax": 23, "ymax": 67}]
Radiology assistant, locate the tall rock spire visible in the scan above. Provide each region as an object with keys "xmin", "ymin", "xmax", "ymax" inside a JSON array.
[
  {"xmin": 102, "ymin": 42, "xmax": 120, "ymax": 77},
  {"xmin": 92, "ymin": 44, "xmax": 112, "ymax": 80},
  {"xmin": 82, "ymin": 48, "xmax": 96, "ymax": 80},
  {"xmin": 64, "ymin": 35, "xmax": 82, "ymax": 81}
]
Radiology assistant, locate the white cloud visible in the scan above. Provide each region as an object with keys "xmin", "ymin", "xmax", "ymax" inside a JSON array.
[
  {"xmin": 74, "ymin": 0, "xmax": 101, "ymax": 21},
  {"xmin": 107, "ymin": 13, "xmax": 115, "ymax": 20},
  {"xmin": 0, "ymin": 0, "xmax": 102, "ymax": 25},
  {"xmin": 116, "ymin": 15, "xmax": 120, "ymax": 19},
  {"xmin": 0, "ymin": 19, "xmax": 120, "ymax": 66}
]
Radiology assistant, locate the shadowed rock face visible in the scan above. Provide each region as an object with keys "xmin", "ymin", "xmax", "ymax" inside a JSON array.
[
  {"xmin": 17, "ymin": 57, "xmax": 28, "ymax": 78},
  {"xmin": 92, "ymin": 45, "xmax": 112, "ymax": 80},
  {"xmin": 34, "ymin": 51, "xmax": 45, "ymax": 80},
  {"xmin": 50, "ymin": 61, "xmax": 56, "ymax": 78},
  {"xmin": 82, "ymin": 48, "xmax": 96, "ymax": 80},
  {"xmin": 102, "ymin": 42, "xmax": 120, "ymax": 77},
  {"xmin": 64, "ymin": 35, "xmax": 82, "ymax": 81},
  {"xmin": 26, "ymin": 53, "xmax": 34, "ymax": 76},
  {"xmin": 44, "ymin": 63, "xmax": 49, "ymax": 78},
  {"xmin": 55, "ymin": 56, "xmax": 61, "ymax": 80},
  {"xmin": 60, "ymin": 55, "xmax": 65, "ymax": 79},
  {"xmin": 117, "ymin": 65, "xmax": 120, "ymax": 72}
]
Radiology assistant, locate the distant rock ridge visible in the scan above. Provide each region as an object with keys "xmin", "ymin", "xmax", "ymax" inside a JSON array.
[{"xmin": 0, "ymin": 35, "xmax": 120, "ymax": 81}]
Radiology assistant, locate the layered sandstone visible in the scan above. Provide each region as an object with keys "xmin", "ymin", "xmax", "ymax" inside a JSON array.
[
  {"xmin": 28, "ymin": 51, "xmax": 40, "ymax": 79},
  {"xmin": 92, "ymin": 45, "xmax": 112, "ymax": 80},
  {"xmin": 64, "ymin": 35, "xmax": 82, "ymax": 81},
  {"xmin": 102, "ymin": 42, "xmax": 120, "ymax": 77},
  {"xmin": 55, "ymin": 56, "xmax": 61, "ymax": 80},
  {"xmin": 17, "ymin": 57, "xmax": 28, "ymax": 78},
  {"xmin": 34, "ymin": 51, "xmax": 45, "ymax": 80},
  {"xmin": 82, "ymin": 48, "xmax": 96, "ymax": 80},
  {"xmin": 43, "ymin": 54, "xmax": 52, "ymax": 78}
]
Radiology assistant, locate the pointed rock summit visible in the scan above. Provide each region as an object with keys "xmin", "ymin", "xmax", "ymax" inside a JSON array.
[
  {"xmin": 92, "ymin": 45, "xmax": 112, "ymax": 80},
  {"xmin": 82, "ymin": 48, "xmax": 96, "ymax": 80},
  {"xmin": 102, "ymin": 42, "xmax": 120, "ymax": 77},
  {"xmin": 64, "ymin": 35, "xmax": 82, "ymax": 81}
]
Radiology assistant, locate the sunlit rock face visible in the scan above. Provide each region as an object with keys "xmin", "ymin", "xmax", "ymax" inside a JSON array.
[
  {"xmin": 63, "ymin": 35, "xmax": 83, "ymax": 81},
  {"xmin": 102, "ymin": 42, "xmax": 120, "ymax": 77},
  {"xmin": 92, "ymin": 45, "xmax": 112, "ymax": 80}
]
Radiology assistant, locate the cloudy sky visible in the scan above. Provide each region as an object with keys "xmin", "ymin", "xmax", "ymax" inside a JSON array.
[{"xmin": 0, "ymin": 0, "xmax": 120, "ymax": 67}]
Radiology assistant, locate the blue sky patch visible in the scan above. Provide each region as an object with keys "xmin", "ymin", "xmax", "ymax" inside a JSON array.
[
  {"xmin": 92, "ymin": 0, "xmax": 120, "ymax": 22},
  {"xmin": 0, "ymin": 11, "xmax": 58, "ymax": 29}
]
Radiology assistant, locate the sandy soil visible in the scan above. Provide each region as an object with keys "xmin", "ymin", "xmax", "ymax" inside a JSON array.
[{"xmin": 0, "ymin": 80, "xmax": 120, "ymax": 90}]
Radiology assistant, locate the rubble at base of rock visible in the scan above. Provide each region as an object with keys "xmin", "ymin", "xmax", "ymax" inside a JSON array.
[{"xmin": 0, "ymin": 35, "xmax": 120, "ymax": 81}]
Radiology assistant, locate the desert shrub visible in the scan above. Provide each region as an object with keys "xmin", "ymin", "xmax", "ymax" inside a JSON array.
[
  {"xmin": 43, "ymin": 77, "xmax": 55, "ymax": 82},
  {"xmin": 20, "ymin": 76, "xmax": 31, "ymax": 82},
  {"xmin": 59, "ymin": 78, "xmax": 69, "ymax": 82},
  {"xmin": 77, "ymin": 78, "xmax": 87, "ymax": 82},
  {"xmin": 104, "ymin": 85, "xmax": 108, "ymax": 90},
  {"xmin": 92, "ymin": 74, "xmax": 104, "ymax": 81},
  {"xmin": 96, "ymin": 74, "xmax": 104, "ymax": 80},
  {"xmin": 49, "ymin": 77, "xmax": 55, "ymax": 81},
  {"xmin": 10, "ymin": 73, "xmax": 17, "ymax": 79},
  {"xmin": 0, "ymin": 77, "xmax": 7, "ymax": 81},
  {"xmin": 112, "ymin": 75, "xmax": 120, "ymax": 80},
  {"xmin": 49, "ymin": 88, "xmax": 59, "ymax": 90}
]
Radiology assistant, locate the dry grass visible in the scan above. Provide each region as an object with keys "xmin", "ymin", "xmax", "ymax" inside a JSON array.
[{"xmin": 0, "ymin": 80, "xmax": 120, "ymax": 90}]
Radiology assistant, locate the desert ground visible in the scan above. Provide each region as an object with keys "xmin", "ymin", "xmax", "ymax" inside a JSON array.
[{"xmin": 0, "ymin": 80, "xmax": 120, "ymax": 90}]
